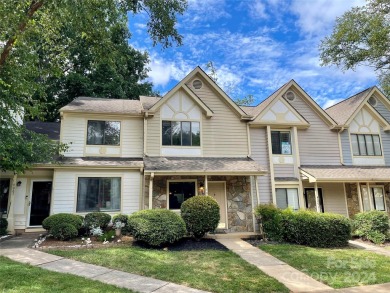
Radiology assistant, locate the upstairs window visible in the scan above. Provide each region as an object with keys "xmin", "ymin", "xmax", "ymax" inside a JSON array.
[
  {"xmin": 87, "ymin": 120, "xmax": 120, "ymax": 145},
  {"xmin": 271, "ymin": 131, "xmax": 291, "ymax": 155},
  {"xmin": 162, "ymin": 121, "xmax": 200, "ymax": 146},
  {"xmin": 351, "ymin": 134, "xmax": 381, "ymax": 156}
]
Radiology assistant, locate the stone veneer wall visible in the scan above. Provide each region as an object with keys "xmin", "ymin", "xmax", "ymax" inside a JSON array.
[
  {"xmin": 345, "ymin": 182, "xmax": 390, "ymax": 217},
  {"xmin": 144, "ymin": 175, "xmax": 254, "ymax": 232}
]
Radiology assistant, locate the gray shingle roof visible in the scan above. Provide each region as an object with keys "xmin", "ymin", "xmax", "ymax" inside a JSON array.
[
  {"xmin": 55, "ymin": 157, "xmax": 143, "ymax": 168},
  {"xmin": 140, "ymin": 96, "xmax": 161, "ymax": 110},
  {"xmin": 59, "ymin": 97, "xmax": 143, "ymax": 115},
  {"xmin": 300, "ymin": 165, "xmax": 390, "ymax": 181},
  {"xmin": 25, "ymin": 121, "xmax": 61, "ymax": 140},
  {"xmin": 144, "ymin": 157, "xmax": 267, "ymax": 174},
  {"xmin": 325, "ymin": 88, "xmax": 373, "ymax": 125}
]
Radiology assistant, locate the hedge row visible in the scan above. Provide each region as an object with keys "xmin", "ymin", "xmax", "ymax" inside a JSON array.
[
  {"xmin": 353, "ymin": 210, "xmax": 389, "ymax": 244},
  {"xmin": 255, "ymin": 204, "xmax": 352, "ymax": 247}
]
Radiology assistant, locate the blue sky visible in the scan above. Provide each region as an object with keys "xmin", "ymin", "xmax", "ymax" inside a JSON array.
[{"xmin": 129, "ymin": 0, "xmax": 376, "ymax": 108}]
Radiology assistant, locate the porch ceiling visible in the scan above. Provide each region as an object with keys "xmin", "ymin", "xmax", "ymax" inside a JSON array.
[
  {"xmin": 300, "ymin": 165, "xmax": 390, "ymax": 182},
  {"xmin": 144, "ymin": 156, "xmax": 267, "ymax": 175}
]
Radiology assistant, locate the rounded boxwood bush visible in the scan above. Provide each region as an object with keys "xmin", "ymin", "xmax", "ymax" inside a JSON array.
[
  {"xmin": 181, "ymin": 195, "xmax": 220, "ymax": 239},
  {"xmin": 0, "ymin": 218, "xmax": 8, "ymax": 236},
  {"xmin": 84, "ymin": 212, "xmax": 111, "ymax": 229},
  {"xmin": 51, "ymin": 223, "xmax": 78, "ymax": 240},
  {"xmin": 128, "ymin": 209, "xmax": 186, "ymax": 246},
  {"xmin": 254, "ymin": 204, "xmax": 283, "ymax": 241},
  {"xmin": 282, "ymin": 210, "xmax": 351, "ymax": 247},
  {"xmin": 353, "ymin": 211, "xmax": 389, "ymax": 244},
  {"xmin": 42, "ymin": 213, "xmax": 83, "ymax": 231}
]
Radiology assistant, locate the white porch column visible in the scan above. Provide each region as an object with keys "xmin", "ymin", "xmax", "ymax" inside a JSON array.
[
  {"xmin": 148, "ymin": 173, "xmax": 154, "ymax": 209},
  {"xmin": 357, "ymin": 182, "xmax": 363, "ymax": 212},
  {"xmin": 6, "ymin": 174, "xmax": 17, "ymax": 233},
  {"xmin": 314, "ymin": 182, "xmax": 321, "ymax": 213},
  {"xmin": 367, "ymin": 182, "xmax": 372, "ymax": 210},
  {"xmin": 204, "ymin": 175, "xmax": 208, "ymax": 195},
  {"xmin": 255, "ymin": 175, "xmax": 260, "ymax": 205}
]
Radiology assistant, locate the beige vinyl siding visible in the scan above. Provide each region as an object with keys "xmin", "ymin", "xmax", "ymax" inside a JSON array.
[
  {"xmin": 250, "ymin": 128, "xmax": 272, "ymax": 203},
  {"xmin": 289, "ymin": 94, "xmax": 340, "ymax": 165},
  {"xmin": 146, "ymin": 111, "xmax": 161, "ymax": 156},
  {"xmin": 121, "ymin": 118, "xmax": 144, "ymax": 157},
  {"xmin": 61, "ymin": 115, "xmax": 85, "ymax": 157},
  {"xmin": 274, "ymin": 164, "xmax": 295, "ymax": 178},
  {"xmin": 186, "ymin": 77, "xmax": 249, "ymax": 157},
  {"xmin": 51, "ymin": 170, "xmax": 141, "ymax": 215}
]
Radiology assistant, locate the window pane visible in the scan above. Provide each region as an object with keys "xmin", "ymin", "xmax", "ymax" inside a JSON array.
[
  {"xmin": 271, "ymin": 131, "xmax": 281, "ymax": 154},
  {"xmin": 361, "ymin": 186, "xmax": 371, "ymax": 211},
  {"xmin": 169, "ymin": 182, "xmax": 196, "ymax": 209},
  {"xmin": 191, "ymin": 122, "xmax": 200, "ymax": 146},
  {"xmin": 280, "ymin": 132, "xmax": 291, "ymax": 155},
  {"xmin": 0, "ymin": 179, "xmax": 10, "ymax": 214},
  {"xmin": 87, "ymin": 121, "xmax": 104, "ymax": 145},
  {"xmin": 276, "ymin": 188, "xmax": 288, "ymax": 209},
  {"xmin": 182, "ymin": 122, "xmax": 191, "ymax": 146},
  {"xmin": 351, "ymin": 134, "xmax": 359, "ymax": 155},
  {"xmin": 373, "ymin": 135, "xmax": 382, "ymax": 156},
  {"xmin": 372, "ymin": 187, "xmax": 385, "ymax": 211},
  {"xmin": 305, "ymin": 189, "xmax": 317, "ymax": 211},
  {"xmin": 77, "ymin": 178, "xmax": 121, "ymax": 212},
  {"xmin": 358, "ymin": 135, "xmax": 367, "ymax": 156},
  {"xmin": 162, "ymin": 121, "xmax": 172, "ymax": 145},
  {"xmin": 104, "ymin": 122, "xmax": 120, "ymax": 145},
  {"xmin": 171, "ymin": 122, "xmax": 181, "ymax": 146},
  {"xmin": 364, "ymin": 135, "xmax": 374, "ymax": 156},
  {"xmin": 287, "ymin": 188, "xmax": 299, "ymax": 210}
]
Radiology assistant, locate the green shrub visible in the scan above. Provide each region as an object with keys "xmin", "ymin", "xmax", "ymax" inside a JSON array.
[
  {"xmin": 50, "ymin": 223, "xmax": 78, "ymax": 240},
  {"xmin": 181, "ymin": 195, "xmax": 220, "ymax": 239},
  {"xmin": 98, "ymin": 230, "xmax": 116, "ymax": 242},
  {"xmin": 254, "ymin": 204, "xmax": 283, "ymax": 241},
  {"xmin": 0, "ymin": 218, "xmax": 8, "ymax": 236},
  {"xmin": 84, "ymin": 212, "xmax": 111, "ymax": 230},
  {"xmin": 112, "ymin": 213, "xmax": 129, "ymax": 233},
  {"xmin": 128, "ymin": 209, "xmax": 186, "ymax": 246},
  {"xmin": 353, "ymin": 211, "xmax": 390, "ymax": 244},
  {"xmin": 42, "ymin": 213, "xmax": 83, "ymax": 232}
]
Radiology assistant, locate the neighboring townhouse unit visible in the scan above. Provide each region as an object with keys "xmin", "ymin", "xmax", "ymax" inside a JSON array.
[{"xmin": 1, "ymin": 66, "xmax": 390, "ymax": 234}]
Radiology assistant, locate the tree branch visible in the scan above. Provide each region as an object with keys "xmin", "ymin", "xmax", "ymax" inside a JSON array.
[{"xmin": 0, "ymin": 0, "xmax": 44, "ymax": 71}]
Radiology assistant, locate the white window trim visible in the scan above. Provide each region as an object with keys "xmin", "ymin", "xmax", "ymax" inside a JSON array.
[
  {"xmin": 85, "ymin": 119, "xmax": 122, "ymax": 146},
  {"xmin": 359, "ymin": 184, "xmax": 387, "ymax": 212},
  {"xmin": 349, "ymin": 130, "xmax": 384, "ymax": 158},
  {"xmin": 166, "ymin": 179, "xmax": 198, "ymax": 211}
]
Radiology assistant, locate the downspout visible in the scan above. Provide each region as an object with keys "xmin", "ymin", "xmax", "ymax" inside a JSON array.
[
  {"xmin": 337, "ymin": 127, "xmax": 345, "ymax": 165},
  {"xmin": 247, "ymin": 124, "xmax": 251, "ymax": 157},
  {"xmin": 143, "ymin": 114, "xmax": 148, "ymax": 156},
  {"xmin": 255, "ymin": 175, "xmax": 260, "ymax": 205},
  {"xmin": 148, "ymin": 172, "xmax": 154, "ymax": 210}
]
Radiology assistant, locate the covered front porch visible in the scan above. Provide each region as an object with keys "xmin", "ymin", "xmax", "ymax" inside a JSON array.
[
  {"xmin": 143, "ymin": 157, "xmax": 267, "ymax": 232},
  {"xmin": 300, "ymin": 165, "xmax": 390, "ymax": 218}
]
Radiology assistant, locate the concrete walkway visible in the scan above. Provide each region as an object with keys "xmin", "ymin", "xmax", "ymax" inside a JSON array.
[
  {"xmin": 349, "ymin": 240, "xmax": 390, "ymax": 257},
  {"xmin": 0, "ymin": 236, "xmax": 208, "ymax": 293},
  {"xmin": 216, "ymin": 238, "xmax": 332, "ymax": 292}
]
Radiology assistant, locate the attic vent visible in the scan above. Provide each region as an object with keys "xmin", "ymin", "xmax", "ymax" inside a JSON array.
[
  {"xmin": 368, "ymin": 96, "xmax": 377, "ymax": 107},
  {"xmin": 192, "ymin": 79, "xmax": 203, "ymax": 89},
  {"xmin": 285, "ymin": 91, "xmax": 296, "ymax": 101}
]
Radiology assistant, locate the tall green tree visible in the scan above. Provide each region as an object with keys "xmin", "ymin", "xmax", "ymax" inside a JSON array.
[
  {"xmin": 0, "ymin": 0, "xmax": 187, "ymax": 172},
  {"xmin": 319, "ymin": 0, "xmax": 390, "ymax": 96}
]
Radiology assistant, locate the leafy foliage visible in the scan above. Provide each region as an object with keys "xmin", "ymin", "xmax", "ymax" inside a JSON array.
[
  {"xmin": 42, "ymin": 213, "xmax": 83, "ymax": 231},
  {"xmin": 320, "ymin": 0, "xmax": 390, "ymax": 96},
  {"xmin": 128, "ymin": 209, "xmax": 186, "ymax": 246},
  {"xmin": 181, "ymin": 195, "xmax": 220, "ymax": 239},
  {"xmin": 112, "ymin": 213, "xmax": 130, "ymax": 233},
  {"xmin": 353, "ymin": 210, "xmax": 390, "ymax": 244},
  {"xmin": 255, "ymin": 204, "xmax": 352, "ymax": 247},
  {"xmin": 84, "ymin": 212, "xmax": 111, "ymax": 230},
  {"xmin": 50, "ymin": 223, "xmax": 78, "ymax": 240},
  {"xmin": 0, "ymin": 218, "xmax": 8, "ymax": 236}
]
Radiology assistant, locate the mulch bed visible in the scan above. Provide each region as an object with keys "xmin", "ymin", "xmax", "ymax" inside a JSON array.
[{"xmin": 133, "ymin": 237, "xmax": 228, "ymax": 251}]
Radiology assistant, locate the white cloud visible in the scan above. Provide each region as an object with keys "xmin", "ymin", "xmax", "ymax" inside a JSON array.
[
  {"xmin": 323, "ymin": 98, "xmax": 343, "ymax": 109},
  {"xmin": 249, "ymin": 1, "xmax": 268, "ymax": 19}
]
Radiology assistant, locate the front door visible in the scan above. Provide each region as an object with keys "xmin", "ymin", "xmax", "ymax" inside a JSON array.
[
  {"xmin": 208, "ymin": 182, "xmax": 227, "ymax": 229},
  {"xmin": 29, "ymin": 181, "xmax": 52, "ymax": 226},
  {"xmin": 304, "ymin": 188, "xmax": 324, "ymax": 212}
]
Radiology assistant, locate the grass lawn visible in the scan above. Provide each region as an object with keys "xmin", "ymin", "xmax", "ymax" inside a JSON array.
[
  {"xmin": 0, "ymin": 256, "xmax": 133, "ymax": 293},
  {"xmin": 49, "ymin": 246, "xmax": 288, "ymax": 293},
  {"xmin": 260, "ymin": 243, "xmax": 390, "ymax": 289}
]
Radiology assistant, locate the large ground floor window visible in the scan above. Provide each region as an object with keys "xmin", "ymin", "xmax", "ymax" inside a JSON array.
[
  {"xmin": 276, "ymin": 188, "xmax": 299, "ymax": 210},
  {"xmin": 77, "ymin": 177, "xmax": 121, "ymax": 212},
  {"xmin": 168, "ymin": 181, "xmax": 196, "ymax": 209},
  {"xmin": 361, "ymin": 185, "xmax": 386, "ymax": 211},
  {"xmin": 0, "ymin": 179, "xmax": 10, "ymax": 215}
]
